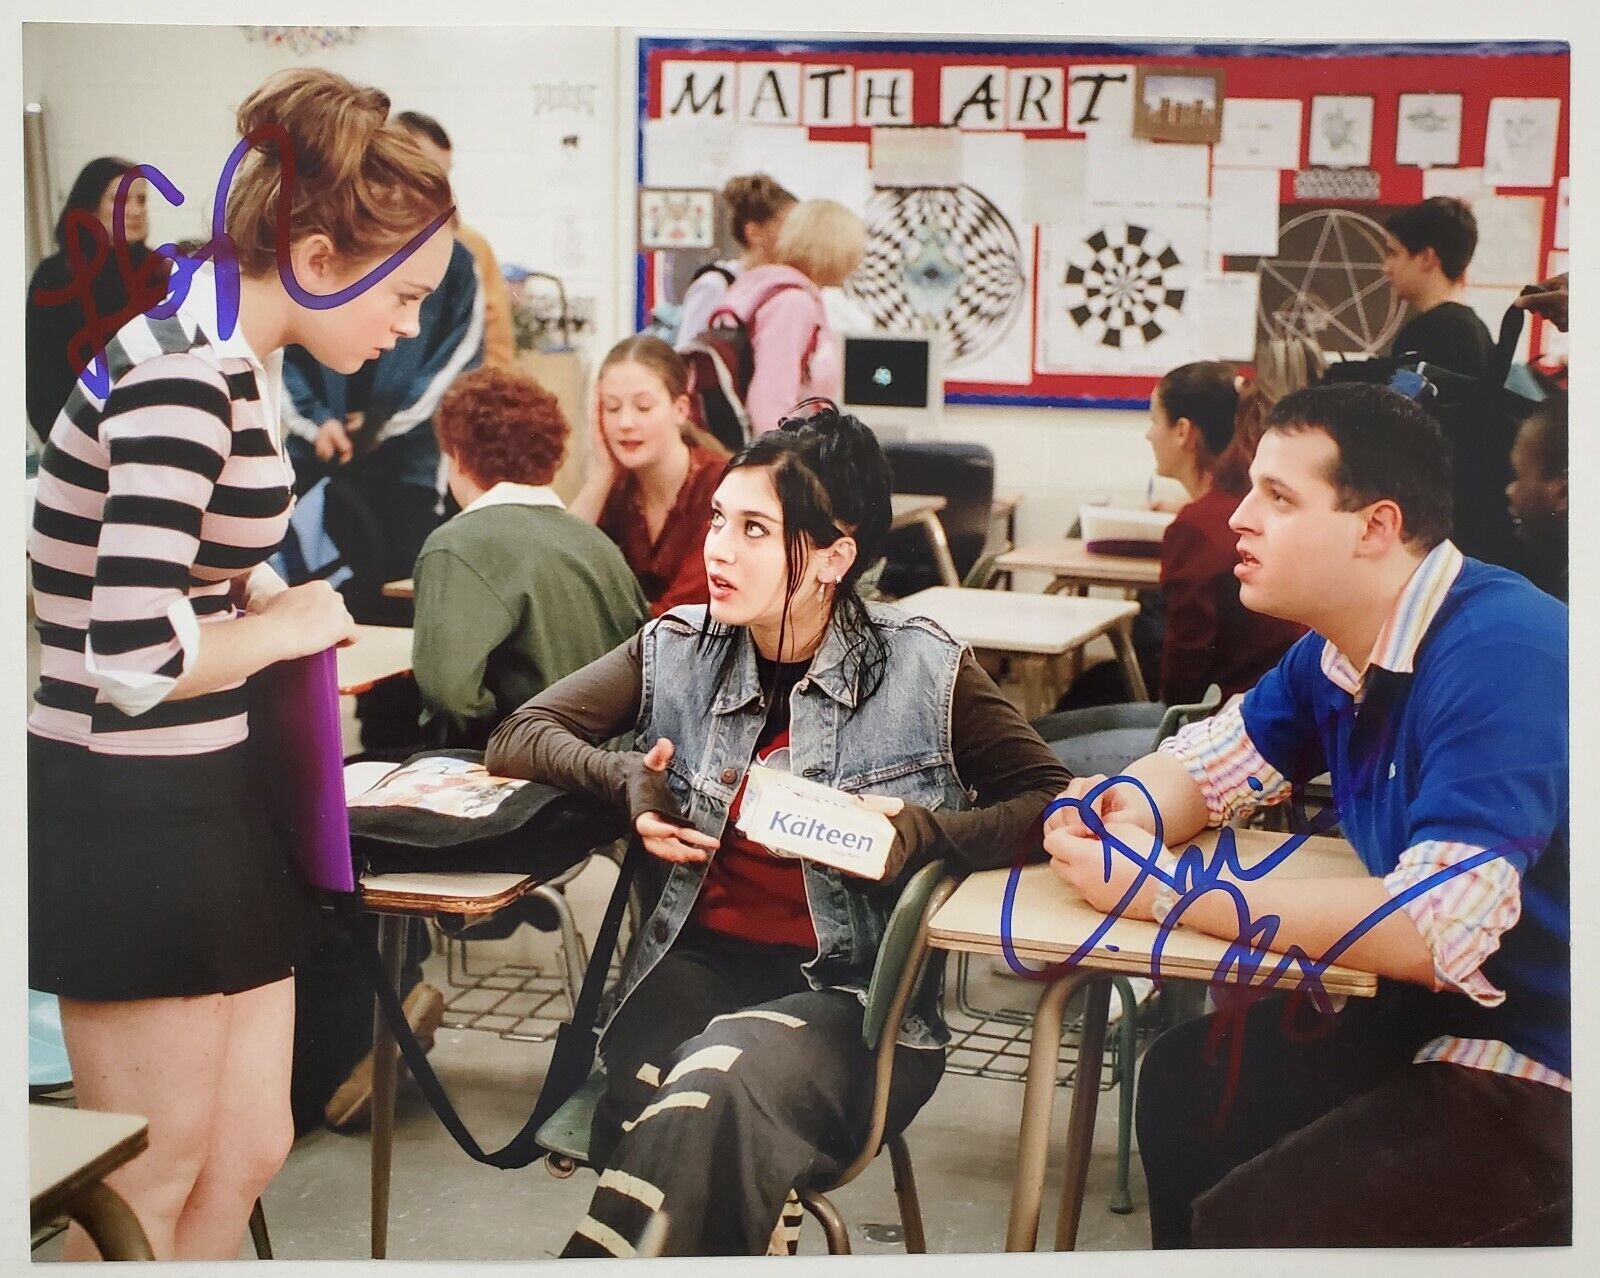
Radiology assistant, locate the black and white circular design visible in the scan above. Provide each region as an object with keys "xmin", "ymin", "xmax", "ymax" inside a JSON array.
[
  {"xmin": 844, "ymin": 185, "xmax": 1026, "ymax": 367},
  {"xmin": 1060, "ymin": 222, "xmax": 1189, "ymax": 351}
]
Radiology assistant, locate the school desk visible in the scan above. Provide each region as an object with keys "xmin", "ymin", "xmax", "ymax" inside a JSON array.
[
  {"xmin": 897, "ymin": 586, "xmax": 1145, "ymax": 716},
  {"xmin": 30, "ymin": 1104, "xmax": 153, "ymax": 1260},
  {"xmin": 346, "ymin": 745, "xmax": 606, "ymax": 1260},
  {"xmin": 337, "ymin": 625, "xmax": 415, "ymax": 696},
  {"xmin": 926, "ymin": 827, "xmax": 1376, "ymax": 1251},
  {"xmin": 996, "ymin": 539, "xmax": 1162, "ymax": 598},
  {"xmin": 360, "ymin": 869, "xmax": 537, "ymax": 1258}
]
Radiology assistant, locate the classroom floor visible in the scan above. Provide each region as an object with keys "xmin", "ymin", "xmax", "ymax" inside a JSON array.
[{"xmin": 34, "ymin": 853, "xmax": 1155, "ymax": 1261}]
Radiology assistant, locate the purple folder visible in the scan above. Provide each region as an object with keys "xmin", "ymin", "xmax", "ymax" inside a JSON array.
[{"xmin": 251, "ymin": 647, "xmax": 356, "ymax": 893}]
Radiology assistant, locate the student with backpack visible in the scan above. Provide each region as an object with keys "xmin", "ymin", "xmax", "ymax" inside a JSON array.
[
  {"xmin": 1380, "ymin": 196, "xmax": 1523, "ymax": 570},
  {"xmin": 673, "ymin": 174, "xmax": 796, "ymax": 352},
  {"xmin": 690, "ymin": 199, "xmax": 866, "ymax": 441},
  {"xmin": 570, "ymin": 336, "xmax": 730, "ymax": 616}
]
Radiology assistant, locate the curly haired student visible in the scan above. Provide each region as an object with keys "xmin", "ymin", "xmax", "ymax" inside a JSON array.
[{"xmin": 414, "ymin": 366, "xmax": 647, "ymax": 747}]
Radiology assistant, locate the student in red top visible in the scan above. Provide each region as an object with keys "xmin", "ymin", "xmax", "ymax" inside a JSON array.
[
  {"xmin": 570, "ymin": 336, "xmax": 730, "ymax": 615},
  {"xmin": 1145, "ymin": 360, "xmax": 1306, "ymax": 704},
  {"xmin": 1056, "ymin": 360, "xmax": 1305, "ymax": 718}
]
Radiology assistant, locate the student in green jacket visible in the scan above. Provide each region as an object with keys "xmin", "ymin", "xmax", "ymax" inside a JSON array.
[{"xmin": 415, "ymin": 366, "xmax": 649, "ymax": 747}]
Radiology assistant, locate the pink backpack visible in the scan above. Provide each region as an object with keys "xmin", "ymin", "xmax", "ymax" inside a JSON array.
[{"xmin": 679, "ymin": 281, "xmax": 820, "ymax": 450}]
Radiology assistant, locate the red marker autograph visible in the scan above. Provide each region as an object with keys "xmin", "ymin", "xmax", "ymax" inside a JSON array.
[{"xmin": 30, "ymin": 125, "xmax": 455, "ymax": 401}]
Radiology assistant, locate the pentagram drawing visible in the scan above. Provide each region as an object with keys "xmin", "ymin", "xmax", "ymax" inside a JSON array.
[
  {"xmin": 844, "ymin": 186, "xmax": 1026, "ymax": 367},
  {"xmin": 1058, "ymin": 221, "xmax": 1188, "ymax": 351},
  {"xmin": 1257, "ymin": 207, "xmax": 1405, "ymax": 355}
]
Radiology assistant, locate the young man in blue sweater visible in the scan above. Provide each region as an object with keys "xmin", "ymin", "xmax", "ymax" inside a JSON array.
[{"xmin": 1046, "ymin": 383, "xmax": 1569, "ymax": 1247}]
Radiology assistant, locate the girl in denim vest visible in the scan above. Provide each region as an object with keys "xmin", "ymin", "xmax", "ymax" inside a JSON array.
[{"xmin": 488, "ymin": 403, "xmax": 1069, "ymax": 1256}]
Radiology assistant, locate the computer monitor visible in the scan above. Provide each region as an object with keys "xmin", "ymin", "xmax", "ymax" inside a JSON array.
[{"xmin": 839, "ymin": 332, "xmax": 943, "ymax": 438}]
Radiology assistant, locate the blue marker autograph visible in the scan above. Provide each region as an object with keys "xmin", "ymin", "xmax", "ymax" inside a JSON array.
[
  {"xmin": 999, "ymin": 773, "xmax": 1535, "ymax": 1012},
  {"xmin": 31, "ymin": 125, "xmax": 456, "ymax": 401}
]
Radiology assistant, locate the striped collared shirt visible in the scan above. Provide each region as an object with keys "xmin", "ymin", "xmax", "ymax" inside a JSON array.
[{"xmin": 28, "ymin": 265, "xmax": 294, "ymax": 756}]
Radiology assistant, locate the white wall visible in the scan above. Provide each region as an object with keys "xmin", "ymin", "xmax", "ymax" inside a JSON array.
[
  {"xmin": 23, "ymin": 23, "xmax": 628, "ymax": 357},
  {"xmin": 22, "ymin": 22, "xmax": 1160, "ymax": 547}
]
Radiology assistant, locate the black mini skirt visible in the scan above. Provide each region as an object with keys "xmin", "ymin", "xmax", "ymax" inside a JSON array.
[{"xmin": 28, "ymin": 732, "xmax": 318, "ymax": 1001}]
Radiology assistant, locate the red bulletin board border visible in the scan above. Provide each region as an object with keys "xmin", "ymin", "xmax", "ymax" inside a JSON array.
[{"xmin": 636, "ymin": 37, "xmax": 1568, "ymax": 410}]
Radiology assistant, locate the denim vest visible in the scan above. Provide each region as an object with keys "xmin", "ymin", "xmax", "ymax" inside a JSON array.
[{"xmin": 607, "ymin": 601, "xmax": 972, "ymax": 1050}]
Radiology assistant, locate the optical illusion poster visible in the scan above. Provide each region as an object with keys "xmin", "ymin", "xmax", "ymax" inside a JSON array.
[{"xmin": 635, "ymin": 37, "xmax": 1567, "ymax": 408}]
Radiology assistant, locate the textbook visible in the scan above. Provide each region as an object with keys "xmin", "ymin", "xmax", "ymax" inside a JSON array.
[{"xmin": 735, "ymin": 764, "xmax": 896, "ymax": 880}]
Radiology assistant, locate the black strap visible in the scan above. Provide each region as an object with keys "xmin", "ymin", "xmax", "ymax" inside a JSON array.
[
  {"xmin": 1494, "ymin": 302, "xmax": 1527, "ymax": 388},
  {"xmin": 689, "ymin": 262, "xmax": 736, "ymax": 287},
  {"xmin": 334, "ymin": 838, "xmax": 640, "ymax": 1169}
]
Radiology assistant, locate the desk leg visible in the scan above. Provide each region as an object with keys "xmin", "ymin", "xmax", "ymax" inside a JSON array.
[
  {"xmin": 1005, "ymin": 969, "xmax": 1100, "ymax": 1252},
  {"xmin": 917, "ymin": 511, "xmax": 962, "ymax": 589},
  {"xmin": 1110, "ymin": 621, "xmax": 1149, "ymax": 702},
  {"xmin": 371, "ymin": 915, "xmax": 404, "ymax": 1260},
  {"xmin": 73, "ymin": 1181, "xmax": 155, "ymax": 1261},
  {"xmin": 1042, "ymin": 581, "xmax": 1089, "ymax": 686},
  {"xmin": 1054, "ymin": 977, "xmax": 1112, "ymax": 1250},
  {"xmin": 1016, "ymin": 655, "xmax": 1053, "ymax": 722}
]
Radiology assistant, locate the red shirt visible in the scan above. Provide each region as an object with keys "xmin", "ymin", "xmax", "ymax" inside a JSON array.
[
  {"xmin": 1159, "ymin": 486, "xmax": 1306, "ymax": 705},
  {"xmin": 598, "ymin": 444, "xmax": 724, "ymax": 617},
  {"xmin": 690, "ymin": 660, "xmax": 817, "ymax": 950}
]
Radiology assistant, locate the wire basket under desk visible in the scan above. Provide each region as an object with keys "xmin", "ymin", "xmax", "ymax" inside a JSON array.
[{"xmin": 942, "ymin": 952, "xmax": 1159, "ymax": 1089}]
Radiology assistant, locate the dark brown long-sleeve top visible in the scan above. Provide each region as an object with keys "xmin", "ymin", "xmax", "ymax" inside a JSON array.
[{"xmin": 485, "ymin": 632, "xmax": 1073, "ymax": 877}]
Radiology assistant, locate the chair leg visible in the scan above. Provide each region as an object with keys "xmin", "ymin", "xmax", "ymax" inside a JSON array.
[
  {"xmin": 798, "ymin": 1189, "xmax": 851, "ymax": 1255},
  {"xmin": 886, "ymin": 1133, "xmax": 927, "ymax": 1253},
  {"xmin": 529, "ymin": 883, "xmax": 585, "ymax": 1013},
  {"xmin": 1109, "ymin": 977, "xmax": 1138, "ymax": 1215},
  {"xmin": 248, "ymin": 1198, "xmax": 273, "ymax": 1259}
]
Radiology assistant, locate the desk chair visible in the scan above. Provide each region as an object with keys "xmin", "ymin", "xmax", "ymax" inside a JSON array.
[
  {"xmin": 27, "ymin": 991, "xmax": 273, "ymax": 1259},
  {"xmin": 433, "ymin": 856, "xmax": 596, "ymax": 1037},
  {"xmin": 881, "ymin": 442, "xmax": 996, "ymax": 596},
  {"xmin": 1031, "ymin": 684, "xmax": 1223, "ymax": 782},
  {"xmin": 538, "ymin": 862, "xmax": 956, "ymax": 1255},
  {"xmin": 29, "ymin": 990, "xmax": 71, "ymax": 1100},
  {"xmin": 962, "ymin": 551, "xmax": 1002, "ymax": 590}
]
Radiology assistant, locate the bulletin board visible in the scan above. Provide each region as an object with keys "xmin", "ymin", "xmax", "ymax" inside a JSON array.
[{"xmin": 635, "ymin": 37, "xmax": 1568, "ymax": 409}]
